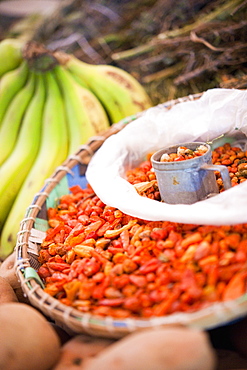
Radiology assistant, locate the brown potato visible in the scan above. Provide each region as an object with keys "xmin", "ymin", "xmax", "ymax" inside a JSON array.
[
  {"xmin": 84, "ymin": 326, "xmax": 217, "ymax": 370},
  {"xmin": 0, "ymin": 252, "xmax": 30, "ymax": 303},
  {"xmin": 0, "ymin": 252, "xmax": 19, "ymax": 289},
  {"xmin": 54, "ymin": 334, "xmax": 115, "ymax": 370},
  {"xmin": 0, "ymin": 302, "xmax": 61, "ymax": 370},
  {"xmin": 0, "ymin": 276, "xmax": 18, "ymax": 303}
]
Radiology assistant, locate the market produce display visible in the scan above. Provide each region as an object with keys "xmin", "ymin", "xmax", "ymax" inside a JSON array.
[
  {"xmin": 0, "ymin": 38, "xmax": 152, "ymax": 259},
  {"xmin": 0, "ymin": 2, "xmax": 246, "ymax": 368},
  {"xmin": 4, "ymin": 96, "xmax": 246, "ymax": 369},
  {"xmin": 36, "ymin": 143, "xmax": 247, "ymax": 320}
]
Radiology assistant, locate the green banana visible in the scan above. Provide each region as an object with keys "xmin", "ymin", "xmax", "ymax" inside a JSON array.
[
  {"xmin": 0, "ymin": 60, "xmax": 29, "ymax": 125},
  {"xmin": 0, "ymin": 38, "xmax": 24, "ymax": 77},
  {"xmin": 54, "ymin": 51, "xmax": 152, "ymax": 124},
  {"xmin": 0, "ymin": 71, "xmax": 35, "ymax": 166},
  {"xmin": 0, "ymin": 71, "xmax": 68, "ymax": 258},
  {"xmin": 54, "ymin": 65, "xmax": 110, "ymax": 155},
  {"xmin": 0, "ymin": 73, "xmax": 45, "ymax": 232},
  {"xmin": 71, "ymin": 71, "xmax": 126, "ymax": 124}
]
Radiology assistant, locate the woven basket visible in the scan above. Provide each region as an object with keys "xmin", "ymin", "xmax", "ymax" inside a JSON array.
[{"xmin": 15, "ymin": 92, "xmax": 247, "ymax": 338}]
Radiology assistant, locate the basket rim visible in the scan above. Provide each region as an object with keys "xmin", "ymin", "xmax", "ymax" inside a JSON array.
[
  {"xmin": 16, "ymin": 273, "xmax": 247, "ymax": 338},
  {"xmin": 15, "ymin": 91, "xmax": 247, "ymax": 338}
]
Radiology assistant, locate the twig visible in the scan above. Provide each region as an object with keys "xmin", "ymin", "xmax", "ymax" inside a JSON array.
[
  {"xmin": 190, "ymin": 31, "xmax": 224, "ymax": 52},
  {"xmin": 87, "ymin": 3, "xmax": 121, "ymax": 22},
  {"xmin": 157, "ymin": 0, "xmax": 244, "ymax": 40},
  {"xmin": 174, "ymin": 60, "xmax": 221, "ymax": 85},
  {"xmin": 142, "ymin": 62, "xmax": 185, "ymax": 83},
  {"xmin": 111, "ymin": 0, "xmax": 245, "ymax": 61},
  {"xmin": 174, "ymin": 49, "xmax": 247, "ymax": 85},
  {"xmin": 230, "ymin": 0, "xmax": 247, "ymax": 13}
]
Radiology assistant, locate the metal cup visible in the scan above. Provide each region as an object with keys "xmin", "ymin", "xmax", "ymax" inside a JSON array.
[{"xmin": 151, "ymin": 142, "xmax": 231, "ymax": 204}]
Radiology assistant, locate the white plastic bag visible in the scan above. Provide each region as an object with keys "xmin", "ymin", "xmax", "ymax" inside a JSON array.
[{"xmin": 86, "ymin": 89, "xmax": 247, "ymax": 225}]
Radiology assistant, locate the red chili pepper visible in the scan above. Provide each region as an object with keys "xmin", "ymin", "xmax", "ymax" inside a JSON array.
[
  {"xmin": 38, "ymin": 265, "xmax": 51, "ymax": 279},
  {"xmin": 139, "ymin": 258, "xmax": 161, "ymax": 274},
  {"xmin": 46, "ymin": 262, "xmax": 71, "ymax": 272},
  {"xmin": 153, "ymin": 291, "xmax": 180, "ymax": 316},
  {"xmin": 49, "ymin": 272, "xmax": 70, "ymax": 283},
  {"xmin": 91, "ymin": 249, "xmax": 108, "ymax": 265},
  {"xmin": 222, "ymin": 271, "xmax": 247, "ymax": 301},
  {"xmin": 129, "ymin": 274, "xmax": 147, "ymax": 288},
  {"xmin": 97, "ymin": 298, "xmax": 125, "ymax": 307},
  {"xmin": 108, "ymin": 246, "xmax": 124, "ymax": 255},
  {"xmin": 150, "ymin": 228, "xmax": 168, "ymax": 240}
]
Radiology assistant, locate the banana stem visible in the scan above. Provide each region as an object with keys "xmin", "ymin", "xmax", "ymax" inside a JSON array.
[{"xmin": 22, "ymin": 41, "xmax": 58, "ymax": 72}]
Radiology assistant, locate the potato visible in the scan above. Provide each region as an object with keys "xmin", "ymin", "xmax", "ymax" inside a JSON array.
[
  {"xmin": 84, "ymin": 326, "xmax": 217, "ymax": 370},
  {"xmin": 0, "ymin": 252, "xmax": 19, "ymax": 288},
  {"xmin": 0, "ymin": 252, "xmax": 30, "ymax": 303},
  {"xmin": 54, "ymin": 334, "xmax": 115, "ymax": 369},
  {"xmin": 0, "ymin": 302, "xmax": 61, "ymax": 370},
  {"xmin": 0, "ymin": 276, "xmax": 18, "ymax": 303}
]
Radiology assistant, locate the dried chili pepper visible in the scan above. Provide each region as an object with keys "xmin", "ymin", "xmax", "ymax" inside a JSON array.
[{"xmin": 38, "ymin": 144, "xmax": 247, "ymax": 319}]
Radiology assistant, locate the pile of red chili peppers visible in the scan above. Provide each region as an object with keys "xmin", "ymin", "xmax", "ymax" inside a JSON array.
[{"xmin": 38, "ymin": 143, "xmax": 247, "ymax": 319}]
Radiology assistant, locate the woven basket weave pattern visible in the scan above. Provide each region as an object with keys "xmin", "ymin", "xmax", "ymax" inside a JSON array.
[{"xmin": 15, "ymin": 93, "xmax": 247, "ymax": 338}]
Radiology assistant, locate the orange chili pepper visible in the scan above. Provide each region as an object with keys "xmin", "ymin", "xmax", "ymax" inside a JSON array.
[{"xmin": 222, "ymin": 271, "xmax": 247, "ymax": 301}]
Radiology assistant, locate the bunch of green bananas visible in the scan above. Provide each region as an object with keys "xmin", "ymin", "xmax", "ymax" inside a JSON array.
[{"xmin": 0, "ymin": 39, "xmax": 152, "ymax": 259}]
